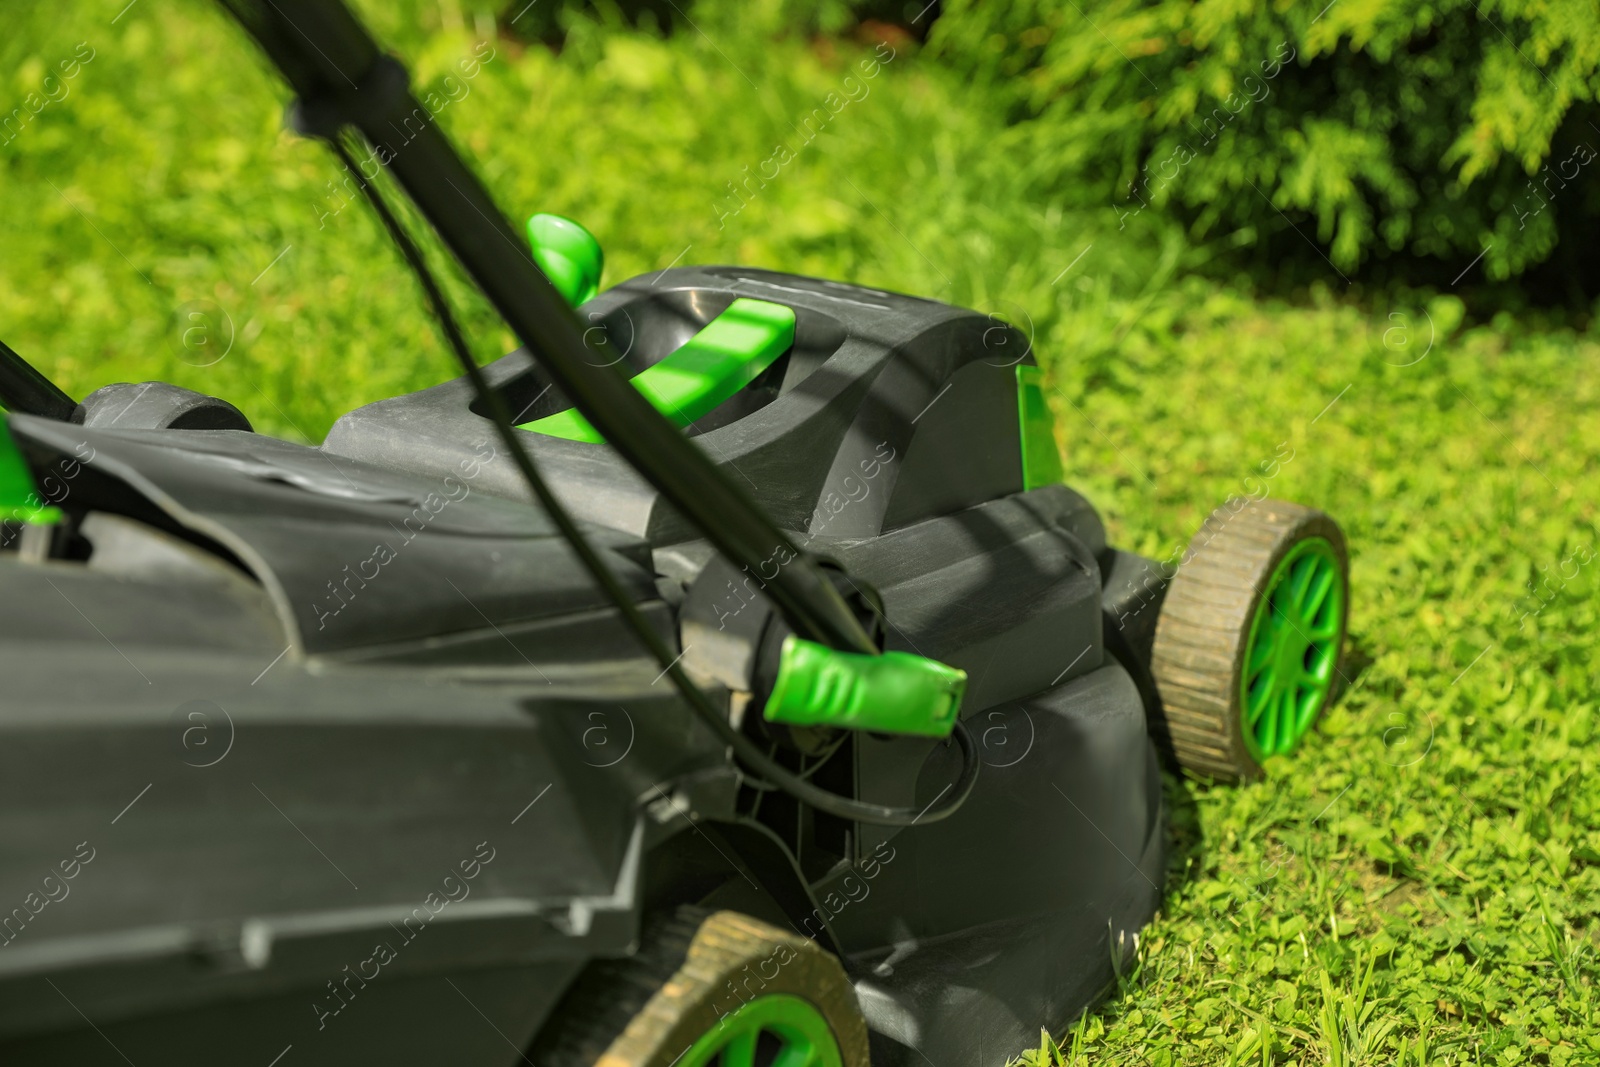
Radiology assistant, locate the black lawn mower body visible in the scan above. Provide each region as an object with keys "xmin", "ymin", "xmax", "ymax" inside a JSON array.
[{"xmin": 0, "ymin": 261, "xmax": 1169, "ymax": 1066}]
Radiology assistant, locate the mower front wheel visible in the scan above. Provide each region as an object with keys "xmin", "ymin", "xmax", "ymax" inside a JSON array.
[{"xmin": 1150, "ymin": 498, "xmax": 1349, "ymax": 780}]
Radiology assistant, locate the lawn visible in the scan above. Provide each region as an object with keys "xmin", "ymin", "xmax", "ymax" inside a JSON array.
[{"xmin": 3, "ymin": 1, "xmax": 1599, "ymax": 1063}]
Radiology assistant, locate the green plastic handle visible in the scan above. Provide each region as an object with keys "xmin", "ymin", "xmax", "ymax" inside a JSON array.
[
  {"xmin": 527, "ymin": 213, "xmax": 604, "ymax": 307},
  {"xmin": 0, "ymin": 417, "xmax": 59, "ymax": 525},
  {"xmin": 762, "ymin": 635, "xmax": 967, "ymax": 738},
  {"xmin": 523, "ymin": 298, "xmax": 796, "ymax": 443}
]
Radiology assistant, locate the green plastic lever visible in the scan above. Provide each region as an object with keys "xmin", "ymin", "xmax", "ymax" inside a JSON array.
[
  {"xmin": 0, "ymin": 417, "xmax": 59, "ymax": 525},
  {"xmin": 1016, "ymin": 364, "xmax": 1063, "ymax": 489},
  {"xmin": 762, "ymin": 635, "xmax": 967, "ymax": 738},
  {"xmin": 523, "ymin": 298, "xmax": 796, "ymax": 443},
  {"xmin": 527, "ymin": 213, "xmax": 604, "ymax": 307}
]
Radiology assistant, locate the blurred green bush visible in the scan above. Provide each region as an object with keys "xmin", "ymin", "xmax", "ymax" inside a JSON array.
[
  {"xmin": 498, "ymin": 0, "xmax": 938, "ymax": 46},
  {"xmin": 928, "ymin": 0, "xmax": 1600, "ymax": 281}
]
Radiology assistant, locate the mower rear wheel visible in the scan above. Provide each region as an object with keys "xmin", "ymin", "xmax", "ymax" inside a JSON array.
[
  {"xmin": 1150, "ymin": 498, "xmax": 1348, "ymax": 780},
  {"xmin": 529, "ymin": 907, "xmax": 870, "ymax": 1067}
]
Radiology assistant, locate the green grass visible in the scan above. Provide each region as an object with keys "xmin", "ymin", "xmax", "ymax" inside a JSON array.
[
  {"xmin": 1038, "ymin": 296, "xmax": 1600, "ymax": 1064},
  {"xmin": 4, "ymin": 2, "xmax": 1600, "ymax": 1063}
]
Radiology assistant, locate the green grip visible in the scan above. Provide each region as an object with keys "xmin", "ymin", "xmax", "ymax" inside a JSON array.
[
  {"xmin": 527, "ymin": 213, "xmax": 604, "ymax": 306},
  {"xmin": 762, "ymin": 635, "xmax": 967, "ymax": 738},
  {"xmin": 0, "ymin": 417, "xmax": 58, "ymax": 525},
  {"xmin": 523, "ymin": 297, "xmax": 795, "ymax": 443}
]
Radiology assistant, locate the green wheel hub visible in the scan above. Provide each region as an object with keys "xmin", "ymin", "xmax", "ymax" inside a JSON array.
[
  {"xmin": 1240, "ymin": 536, "xmax": 1344, "ymax": 762},
  {"xmin": 680, "ymin": 994, "xmax": 843, "ymax": 1067}
]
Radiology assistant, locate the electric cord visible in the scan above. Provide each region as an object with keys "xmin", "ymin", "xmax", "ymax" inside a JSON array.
[
  {"xmin": 742, "ymin": 731, "xmax": 850, "ymax": 791},
  {"xmin": 328, "ymin": 139, "xmax": 978, "ymax": 827}
]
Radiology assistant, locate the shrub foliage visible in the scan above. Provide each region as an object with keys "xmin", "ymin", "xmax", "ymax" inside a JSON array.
[{"xmin": 930, "ymin": 0, "xmax": 1600, "ymax": 280}]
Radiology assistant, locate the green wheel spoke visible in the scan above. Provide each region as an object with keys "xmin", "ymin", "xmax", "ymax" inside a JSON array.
[
  {"xmin": 1301, "ymin": 567, "xmax": 1336, "ymax": 623},
  {"xmin": 1246, "ymin": 676, "xmax": 1274, "ymax": 724},
  {"xmin": 1258, "ymin": 687, "xmax": 1280, "ymax": 752},
  {"xmin": 772, "ymin": 1034, "xmax": 823, "ymax": 1067},
  {"xmin": 1247, "ymin": 633, "xmax": 1276, "ymax": 676},
  {"xmin": 1287, "ymin": 557, "xmax": 1317, "ymax": 611},
  {"xmin": 1276, "ymin": 689, "xmax": 1299, "ymax": 754},
  {"xmin": 720, "ymin": 1031, "xmax": 759, "ymax": 1067},
  {"xmin": 1299, "ymin": 662, "xmax": 1328, "ymax": 690},
  {"xmin": 1295, "ymin": 681, "xmax": 1322, "ymax": 731},
  {"xmin": 1259, "ymin": 690, "xmax": 1280, "ymax": 754}
]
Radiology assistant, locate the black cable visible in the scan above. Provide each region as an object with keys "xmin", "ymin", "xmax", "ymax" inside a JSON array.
[
  {"xmin": 328, "ymin": 140, "xmax": 978, "ymax": 827},
  {"xmin": 743, "ymin": 732, "xmax": 850, "ymax": 791}
]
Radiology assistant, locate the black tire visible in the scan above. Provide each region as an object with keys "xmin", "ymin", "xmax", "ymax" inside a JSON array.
[
  {"xmin": 529, "ymin": 907, "xmax": 870, "ymax": 1067},
  {"xmin": 1149, "ymin": 498, "xmax": 1349, "ymax": 781}
]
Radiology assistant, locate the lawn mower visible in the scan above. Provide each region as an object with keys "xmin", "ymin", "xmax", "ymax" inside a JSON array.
[{"xmin": 0, "ymin": 3, "xmax": 1351, "ymax": 1065}]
